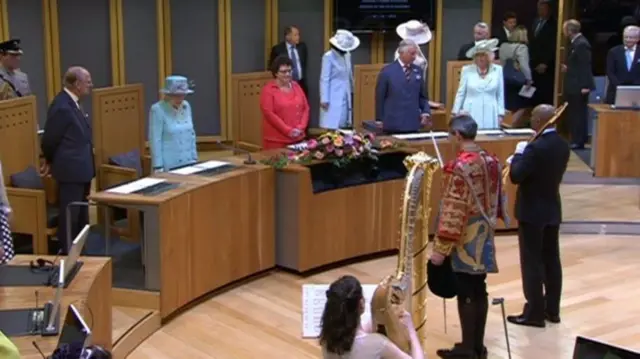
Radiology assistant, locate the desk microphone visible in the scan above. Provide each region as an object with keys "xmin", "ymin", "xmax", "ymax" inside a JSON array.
[
  {"xmin": 215, "ymin": 141, "xmax": 256, "ymax": 165},
  {"xmin": 32, "ymin": 341, "xmax": 46, "ymax": 359}
]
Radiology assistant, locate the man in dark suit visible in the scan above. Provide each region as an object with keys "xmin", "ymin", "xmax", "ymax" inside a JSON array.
[
  {"xmin": 269, "ymin": 25, "xmax": 308, "ymax": 96},
  {"xmin": 605, "ymin": 25, "xmax": 640, "ymax": 104},
  {"xmin": 529, "ymin": 0, "xmax": 557, "ymax": 106},
  {"xmin": 457, "ymin": 22, "xmax": 490, "ymax": 60},
  {"xmin": 561, "ymin": 19, "xmax": 595, "ymax": 149},
  {"xmin": 375, "ymin": 39, "xmax": 431, "ymax": 134},
  {"xmin": 41, "ymin": 67, "xmax": 94, "ymax": 253},
  {"xmin": 495, "ymin": 11, "xmax": 518, "ymax": 47},
  {"xmin": 506, "ymin": 104, "xmax": 570, "ymax": 328}
]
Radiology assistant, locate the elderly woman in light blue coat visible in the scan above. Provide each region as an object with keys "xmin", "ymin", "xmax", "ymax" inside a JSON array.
[
  {"xmin": 149, "ymin": 75, "xmax": 198, "ymax": 172},
  {"xmin": 319, "ymin": 30, "xmax": 360, "ymax": 129}
]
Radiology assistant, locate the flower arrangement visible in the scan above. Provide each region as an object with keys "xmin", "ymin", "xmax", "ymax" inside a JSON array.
[{"xmin": 261, "ymin": 131, "xmax": 396, "ymax": 169}]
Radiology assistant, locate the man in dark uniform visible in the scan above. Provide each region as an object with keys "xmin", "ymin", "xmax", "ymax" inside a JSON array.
[
  {"xmin": 507, "ymin": 104, "xmax": 570, "ymax": 328},
  {"xmin": 430, "ymin": 115, "xmax": 509, "ymax": 359},
  {"xmin": 0, "ymin": 38, "xmax": 31, "ymax": 100}
]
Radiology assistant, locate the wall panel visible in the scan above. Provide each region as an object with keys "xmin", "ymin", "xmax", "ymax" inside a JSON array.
[
  {"xmin": 439, "ymin": 0, "xmax": 482, "ymax": 103},
  {"xmin": 231, "ymin": 0, "xmax": 265, "ymax": 73},
  {"xmin": 122, "ymin": 0, "xmax": 159, "ymax": 136},
  {"xmin": 169, "ymin": 0, "xmax": 220, "ymax": 135},
  {"xmin": 6, "ymin": 0, "xmax": 47, "ymax": 127},
  {"xmin": 350, "ymin": 33, "xmax": 372, "ymax": 65},
  {"xmin": 58, "ymin": 0, "xmax": 112, "ymax": 118},
  {"xmin": 278, "ymin": 0, "xmax": 324, "ymax": 127}
]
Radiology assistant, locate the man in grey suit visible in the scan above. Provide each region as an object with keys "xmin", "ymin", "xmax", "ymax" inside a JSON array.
[
  {"xmin": 561, "ymin": 19, "xmax": 595, "ymax": 150},
  {"xmin": 375, "ymin": 39, "xmax": 431, "ymax": 134}
]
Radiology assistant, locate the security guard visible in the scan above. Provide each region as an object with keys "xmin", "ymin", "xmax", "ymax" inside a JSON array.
[{"xmin": 0, "ymin": 38, "xmax": 31, "ymax": 100}]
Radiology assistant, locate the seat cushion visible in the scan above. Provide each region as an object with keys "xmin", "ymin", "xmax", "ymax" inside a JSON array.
[
  {"xmin": 10, "ymin": 166, "xmax": 44, "ymax": 190},
  {"xmin": 109, "ymin": 149, "xmax": 142, "ymax": 177}
]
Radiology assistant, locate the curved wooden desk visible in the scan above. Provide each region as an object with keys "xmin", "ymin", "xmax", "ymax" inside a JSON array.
[
  {"xmin": 263, "ymin": 134, "xmax": 525, "ymax": 272},
  {"xmin": 89, "ymin": 159, "xmax": 275, "ymax": 319},
  {"xmin": 3, "ymin": 255, "xmax": 112, "ymax": 359}
]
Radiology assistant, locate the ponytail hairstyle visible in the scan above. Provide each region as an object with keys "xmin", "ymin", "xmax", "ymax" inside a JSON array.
[{"xmin": 319, "ymin": 275, "xmax": 364, "ymax": 355}]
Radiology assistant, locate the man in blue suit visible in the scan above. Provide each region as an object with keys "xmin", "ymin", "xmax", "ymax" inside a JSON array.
[
  {"xmin": 375, "ymin": 39, "xmax": 431, "ymax": 134},
  {"xmin": 605, "ymin": 25, "xmax": 640, "ymax": 104},
  {"xmin": 41, "ymin": 67, "xmax": 94, "ymax": 253}
]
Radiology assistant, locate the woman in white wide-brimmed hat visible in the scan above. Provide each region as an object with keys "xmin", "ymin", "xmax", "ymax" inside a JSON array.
[
  {"xmin": 319, "ymin": 29, "xmax": 360, "ymax": 129},
  {"xmin": 452, "ymin": 38, "xmax": 506, "ymax": 129},
  {"xmin": 148, "ymin": 75, "xmax": 198, "ymax": 172},
  {"xmin": 395, "ymin": 20, "xmax": 443, "ymax": 109}
]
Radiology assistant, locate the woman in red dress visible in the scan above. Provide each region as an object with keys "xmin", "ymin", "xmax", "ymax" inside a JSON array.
[{"xmin": 260, "ymin": 55, "xmax": 309, "ymax": 149}]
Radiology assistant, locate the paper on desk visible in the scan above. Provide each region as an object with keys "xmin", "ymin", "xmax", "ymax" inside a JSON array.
[
  {"xmin": 301, "ymin": 284, "xmax": 377, "ymax": 338},
  {"xmin": 503, "ymin": 128, "xmax": 535, "ymax": 135},
  {"xmin": 519, "ymin": 85, "xmax": 536, "ymax": 98},
  {"xmin": 392, "ymin": 131, "xmax": 448, "ymax": 140},
  {"xmin": 106, "ymin": 177, "xmax": 167, "ymax": 194},
  {"xmin": 194, "ymin": 160, "xmax": 230, "ymax": 169},
  {"xmin": 169, "ymin": 166, "xmax": 203, "ymax": 175},
  {"xmin": 477, "ymin": 129, "xmax": 504, "ymax": 135},
  {"xmin": 287, "ymin": 141, "xmax": 308, "ymax": 151}
]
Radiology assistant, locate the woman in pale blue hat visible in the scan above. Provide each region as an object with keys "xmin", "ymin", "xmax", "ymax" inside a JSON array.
[
  {"xmin": 319, "ymin": 29, "xmax": 359, "ymax": 129},
  {"xmin": 148, "ymin": 75, "xmax": 198, "ymax": 172}
]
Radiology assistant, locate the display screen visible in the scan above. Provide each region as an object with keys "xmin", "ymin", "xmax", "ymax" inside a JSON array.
[{"xmin": 334, "ymin": 0, "xmax": 436, "ymax": 33}]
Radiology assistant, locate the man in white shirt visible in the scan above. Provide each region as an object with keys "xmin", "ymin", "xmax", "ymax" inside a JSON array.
[{"xmin": 605, "ymin": 25, "xmax": 640, "ymax": 104}]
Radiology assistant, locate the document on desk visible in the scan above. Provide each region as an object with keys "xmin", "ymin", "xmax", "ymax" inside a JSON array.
[
  {"xmin": 169, "ymin": 166, "xmax": 204, "ymax": 175},
  {"xmin": 392, "ymin": 131, "xmax": 448, "ymax": 140},
  {"xmin": 194, "ymin": 160, "xmax": 230, "ymax": 169},
  {"xmin": 503, "ymin": 128, "xmax": 535, "ymax": 135},
  {"xmin": 477, "ymin": 129, "xmax": 504, "ymax": 135},
  {"xmin": 287, "ymin": 141, "xmax": 308, "ymax": 151},
  {"xmin": 301, "ymin": 284, "xmax": 376, "ymax": 338},
  {"xmin": 107, "ymin": 178, "xmax": 167, "ymax": 194}
]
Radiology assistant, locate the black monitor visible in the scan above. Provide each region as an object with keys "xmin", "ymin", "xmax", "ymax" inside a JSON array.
[
  {"xmin": 56, "ymin": 304, "xmax": 91, "ymax": 350},
  {"xmin": 573, "ymin": 336, "xmax": 640, "ymax": 359}
]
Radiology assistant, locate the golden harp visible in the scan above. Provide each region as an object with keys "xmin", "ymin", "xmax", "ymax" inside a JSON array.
[{"xmin": 370, "ymin": 152, "xmax": 440, "ymax": 353}]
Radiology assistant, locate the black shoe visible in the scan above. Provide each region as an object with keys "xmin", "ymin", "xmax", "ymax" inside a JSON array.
[
  {"xmin": 545, "ymin": 313, "xmax": 561, "ymax": 323},
  {"xmin": 476, "ymin": 346, "xmax": 488, "ymax": 359},
  {"xmin": 507, "ymin": 314, "xmax": 546, "ymax": 328},
  {"xmin": 437, "ymin": 298, "xmax": 478, "ymax": 358},
  {"xmin": 436, "ymin": 343, "xmax": 478, "ymax": 358}
]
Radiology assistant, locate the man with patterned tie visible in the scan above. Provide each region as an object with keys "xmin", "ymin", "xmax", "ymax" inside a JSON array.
[
  {"xmin": 430, "ymin": 114, "xmax": 510, "ymax": 359},
  {"xmin": 0, "ymin": 38, "xmax": 31, "ymax": 101},
  {"xmin": 269, "ymin": 25, "xmax": 308, "ymax": 96},
  {"xmin": 375, "ymin": 39, "xmax": 431, "ymax": 134},
  {"xmin": 605, "ymin": 25, "xmax": 640, "ymax": 104}
]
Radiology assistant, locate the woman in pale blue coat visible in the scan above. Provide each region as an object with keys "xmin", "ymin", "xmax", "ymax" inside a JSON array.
[
  {"xmin": 149, "ymin": 76, "xmax": 198, "ymax": 172},
  {"xmin": 452, "ymin": 39, "xmax": 505, "ymax": 129},
  {"xmin": 319, "ymin": 30, "xmax": 360, "ymax": 129}
]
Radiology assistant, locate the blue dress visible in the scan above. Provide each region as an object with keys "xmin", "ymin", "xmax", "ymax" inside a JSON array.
[{"xmin": 148, "ymin": 100, "xmax": 198, "ymax": 171}]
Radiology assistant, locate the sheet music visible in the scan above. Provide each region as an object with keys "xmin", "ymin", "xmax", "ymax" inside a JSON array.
[
  {"xmin": 106, "ymin": 177, "xmax": 167, "ymax": 194},
  {"xmin": 194, "ymin": 160, "xmax": 230, "ymax": 169},
  {"xmin": 503, "ymin": 128, "xmax": 535, "ymax": 135},
  {"xmin": 169, "ymin": 166, "xmax": 205, "ymax": 175},
  {"xmin": 392, "ymin": 131, "xmax": 448, "ymax": 140},
  {"xmin": 477, "ymin": 129, "xmax": 504, "ymax": 135},
  {"xmin": 301, "ymin": 284, "xmax": 377, "ymax": 338}
]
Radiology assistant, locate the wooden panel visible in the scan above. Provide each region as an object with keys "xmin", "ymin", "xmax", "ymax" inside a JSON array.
[
  {"xmin": 353, "ymin": 64, "xmax": 385, "ymax": 130},
  {"xmin": 591, "ymin": 105, "xmax": 640, "ymax": 178},
  {"xmin": 7, "ymin": 256, "xmax": 112, "ymax": 358},
  {"xmin": 230, "ymin": 71, "xmax": 271, "ymax": 150},
  {"xmin": 0, "ymin": 96, "xmax": 39, "ymax": 179},
  {"xmin": 92, "ymin": 84, "xmax": 145, "ymax": 172}
]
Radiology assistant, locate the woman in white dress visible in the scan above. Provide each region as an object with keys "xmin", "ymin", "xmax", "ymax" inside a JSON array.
[
  {"xmin": 395, "ymin": 20, "xmax": 444, "ymax": 109},
  {"xmin": 452, "ymin": 38, "xmax": 506, "ymax": 129},
  {"xmin": 319, "ymin": 30, "xmax": 360, "ymax": 129}
]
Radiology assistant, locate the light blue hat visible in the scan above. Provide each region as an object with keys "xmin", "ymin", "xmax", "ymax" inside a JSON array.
[{"xmin": 160, "ymin": 75, "xmax": 194, "ymax": 95}]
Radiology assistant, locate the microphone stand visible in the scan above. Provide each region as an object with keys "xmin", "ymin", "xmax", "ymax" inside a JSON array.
[{"xmin": 215, "ymin": 141, "xmax": 256, "ymax": 165}]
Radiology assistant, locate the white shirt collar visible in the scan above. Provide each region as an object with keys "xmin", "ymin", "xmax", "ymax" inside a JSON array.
[
  {"xmin": 64, "ymin": 87, "xmax": 79, "ymax": 104},
  {"xmin": 286, "ymin": 41, "xmax": 295, "ymax": 49},
  {"xmin": 571, "ymin": 33, "xmax": 582, "ymax": 43},
  {"xmin": 397, "ymin": 58, "xmax": 408, "ymax": 68},
  {"xmin": 504, "ymin": 27, "xmax": 510, "ymax": 36},
  {"xmin": 542, "ymin": 128, "xmax": 556, "ymax": 134},
  {"xmin": 626, "ymin": 45, "xmax": 637, "ymax": 52}
]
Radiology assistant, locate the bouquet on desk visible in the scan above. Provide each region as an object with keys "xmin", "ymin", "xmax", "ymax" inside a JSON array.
[{"xmin": 261, "ymin": 131, "xmax": 396, "ymax": 169}]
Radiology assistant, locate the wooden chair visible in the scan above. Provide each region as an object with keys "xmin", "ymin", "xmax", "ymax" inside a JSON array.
[
  {"xmin": 230, "ymin": 71, "xmax": 272, "ymax": 152},
  {"xmin": 0, "ymin": 96, "xmax": 57, "ymax": 254},
  {"xmin": 92, "ymin": 84, "xmax": 147, "ymax": 241}
]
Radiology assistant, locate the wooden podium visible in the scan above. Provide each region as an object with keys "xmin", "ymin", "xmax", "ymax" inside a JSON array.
[
  {"xmin": 590, "ymin": 105, "xmax": 640, "ymax": 177},
  {"xmin": 89, "ymin": 160, "xmax": 275, "ymax": 319}
]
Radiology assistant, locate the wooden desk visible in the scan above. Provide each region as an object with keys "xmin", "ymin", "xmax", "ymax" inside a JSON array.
[
  {"xmin": 89, "ymin": 158, "xmax": 275, "ymax": 319},
  {"xmin": 589, "ymin": 105, "xmax": 640, "ymax": 177},
  {"xmin": 259, "ymin": 134, "xmax": 521, "ymax": 272},
  {"xmin": 3, "ymin": 256, "xmax": 112, "ymax": 359}
]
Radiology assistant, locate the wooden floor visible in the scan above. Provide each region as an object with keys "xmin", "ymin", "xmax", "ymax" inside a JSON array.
[{"xmin": 123, "ymin": 152, "xmax": 640, "ymax": 359}]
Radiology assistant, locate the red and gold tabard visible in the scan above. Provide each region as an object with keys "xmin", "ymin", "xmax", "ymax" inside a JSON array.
[{"xmin": 433, "ymin": 143, "xmax": 509, "ymax": 274}]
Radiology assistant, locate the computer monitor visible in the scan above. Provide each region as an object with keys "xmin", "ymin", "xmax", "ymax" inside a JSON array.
[
  {"xmin": 613, "ymin": 86, "xmax": 640, "ymax": 109},
  {"xmin": 66, "ymin": 225, "xmax": 89, "ymax": 278},
  {"xmin": 57, "ymin": 304, "xmax": 92, "ymax": 350},
  {"xmin": 573, "ymin": 335, "xmax": 640, "ymax": 359},
  {"xmin": 46, "ymin": 259, "xmax": 65, "ymax": 331}
]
